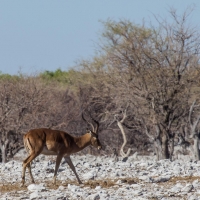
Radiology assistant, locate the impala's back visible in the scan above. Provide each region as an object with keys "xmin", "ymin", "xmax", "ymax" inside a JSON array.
[{"xmin": 23, "ymin": 128, "xmax": 74, "ymax": 156}]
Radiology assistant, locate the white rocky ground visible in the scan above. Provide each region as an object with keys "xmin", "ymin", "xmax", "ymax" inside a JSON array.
[{"xmin": 1, "ymin": 150, "xmax": 200, "ymax": 199}]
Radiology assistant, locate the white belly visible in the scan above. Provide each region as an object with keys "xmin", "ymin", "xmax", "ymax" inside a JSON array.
[{"xmin": 41, "ymin": 146, "xmax": 57, "ymax": 155}]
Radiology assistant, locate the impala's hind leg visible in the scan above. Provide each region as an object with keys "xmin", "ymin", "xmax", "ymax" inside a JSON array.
[
  {"xmin": 27, "ymin": 163, "xmax": 35, "ymax": 183},
  {"xmin": 21, "ymin": 152, "xmax": 40, "ymax": 187}
]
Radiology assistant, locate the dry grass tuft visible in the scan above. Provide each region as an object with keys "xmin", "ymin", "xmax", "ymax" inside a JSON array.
[
  {"xmin": 0, "ymin": 183, "xmax": 24, "ymax": 194},
  {"xmin": 1, "ymin": 176, "xmax": 199, "ymax": 196}
]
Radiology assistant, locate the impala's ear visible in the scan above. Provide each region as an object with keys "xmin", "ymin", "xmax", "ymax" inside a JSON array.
[
  {"xmin": 89, "ymin": 130, "xmax": 97, "ymax": 137},
  {"xmin": 86, "ymin": 128, "xmax": 90, "ymax": 132}
]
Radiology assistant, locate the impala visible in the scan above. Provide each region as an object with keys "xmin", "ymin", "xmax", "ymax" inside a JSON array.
[{"xmin": 21, "ymin": 115, "xmax": 101, "ymax": 186}]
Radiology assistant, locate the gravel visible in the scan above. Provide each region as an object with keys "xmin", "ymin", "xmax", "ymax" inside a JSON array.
[{"xmin": 1, "ymin": 150, "xmax": 200, "ymax": 199}]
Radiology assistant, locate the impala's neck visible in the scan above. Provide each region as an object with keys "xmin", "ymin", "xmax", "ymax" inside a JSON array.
[{"xmin": 73, "ymin": 133, "xmax": 92, "ymax": 152}]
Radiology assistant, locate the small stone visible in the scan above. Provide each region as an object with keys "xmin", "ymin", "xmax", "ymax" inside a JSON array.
[
  {"xmin": 27, "ymin": 183, "xmax": 46, "ymax": 192},
  {"xmin": 30, "ymin": 191, "xmax": 39, "ymax": 200},
  {"xmin": 95, "ymin": 186, "xmax": 101, "ymax": 190},
  {"xmin": 181, "ymin": 184, "xmax": 193, "ymax": 193},
  {"xmin": 86, "ymin": 193, "xmax": 100, "ymax": 200},
  {"xmin": 58, "ymin": 185, "xmax": 65, "ymax": 190}
]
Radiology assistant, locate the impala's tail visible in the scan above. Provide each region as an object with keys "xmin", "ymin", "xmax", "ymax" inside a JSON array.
[{"xmin": 23, "ymin": 133, "xmax": 33, "ymax": 154}]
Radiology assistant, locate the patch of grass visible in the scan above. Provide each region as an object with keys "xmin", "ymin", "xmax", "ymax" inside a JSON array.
[
  {"xmin": 52, "ymin": 177, "xmax": 140, "ymax": 189},
  {"xmin": 169, "ymin": 176, "xmax": 200, "ymax": 183},
  {"xmin": 0, "ymin": 177, "xmax": 140, "ymax": 194},
  {"xmin": 0, "ymin": 183, "xmax": 24, "ymax": 194},
  {"xmin": 84, "ymin": 179, "xmax": 115, "ymax": 188},
  {"xmin": 83, "ymin": 177, "xmax": 139, "ymax": 189},
  {"xmin": 1, "ymin": 176, "xmax": 197, "ymax": 195}
]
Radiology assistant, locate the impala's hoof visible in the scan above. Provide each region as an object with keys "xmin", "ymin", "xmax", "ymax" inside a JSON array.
[
  {"xmin": 53, "ymin": 181, "xmax": 56, "ymax": 186},
  {"xmin": 20, "ymin": 183, "xmax": 24, "ymax": 188}
]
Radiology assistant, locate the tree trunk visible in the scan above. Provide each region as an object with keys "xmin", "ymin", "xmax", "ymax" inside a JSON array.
[
  {"xmin": 161, "ymin": 133, "xmax": 170, "ymax": 159},
  {"xmin": 144, "ymin": 124, "xmax": 163, "ymax": 160},
  {"xmin": 169, "ymin": 138, "xmax": 174, "ymax": 161},
  {"xmin": 1, "ymin": 145, "xmax": 6, "ymax": 163},
  {"xmin": 154, "ymin": 139, "xmax": 162, "ymax": 160},
  {"xmin": 193, "ymin": 134, "xmax": 200, "ymax": 160},
  {"xmin": 117, "ymin": 120, "xmax": 131, "ymax": 157},
  {"xmin": 0, "ymin": 139, "xmax": 9, "ymax": 163},
  {"xmin": 189, "ymin": 101, "xmax": 200, "ymax": 160}
]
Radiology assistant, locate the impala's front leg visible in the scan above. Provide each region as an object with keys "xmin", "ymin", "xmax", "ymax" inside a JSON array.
[
  {"xmin": 53, "ymin": 155, "xmax": 63, "ymax": 185},
  {"xmin": 64, "ymin": 156, "xmax": 83, "ymax": 184}
]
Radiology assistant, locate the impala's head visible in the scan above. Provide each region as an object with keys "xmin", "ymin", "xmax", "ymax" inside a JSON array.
[
  {"xmin": 89, "ymin": 131, "xmax": 102, "ymax": 150},
  {"xmin": 82, "ymin": 113, "xmax": 102, "ymax": 150}
]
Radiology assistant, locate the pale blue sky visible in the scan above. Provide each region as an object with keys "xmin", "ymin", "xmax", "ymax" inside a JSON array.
[{"xmin": 0, "ymin": 1, "xmax": 200, "ymax": 75}]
